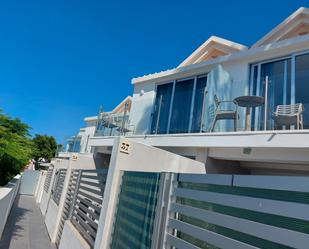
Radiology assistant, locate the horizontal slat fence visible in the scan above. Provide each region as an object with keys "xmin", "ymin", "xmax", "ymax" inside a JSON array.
[
  {"xmin": 70, "ymin": 169, "xmax": 108, "ymax": 248},
  {"xmin": 165, "ymin": 174, "xmax": 309, "ymax": 249},
  {"xmin": 43, "ymin": 165, "xmax": 54, "ymax": 193},
  {"xmin": 55, "ymin": 169, "xmax": 80, "ymax": 248},
  {"xmin": 52, "ymin": 169, "xmax": 67, "ymax": 205}
]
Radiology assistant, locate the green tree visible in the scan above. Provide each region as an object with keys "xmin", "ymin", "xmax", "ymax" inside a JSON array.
[
  {"xmin": 0, "ymin": 112, "xmax": 32, "ymax": 185},
  {"xmin": 32, "ymin": 134, "xmax": 57, "ymax": 162}
]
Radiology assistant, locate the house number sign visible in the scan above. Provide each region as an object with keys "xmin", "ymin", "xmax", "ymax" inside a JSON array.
[{"xmin": 120, "ymin": 141, "xmax": 130, "ymax": 154}]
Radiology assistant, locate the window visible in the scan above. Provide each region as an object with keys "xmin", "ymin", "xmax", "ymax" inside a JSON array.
[
  {"xmin": 170, "ymin": 79, "xmax": 194, "ymax": 133},
  {"xmin": 295, "ymin": 53, "xmax": 309, "ymax": 129},
  {"xmin": 251, "ymin": 58, "xmax": 292, "ymax": 130},
  {"xmin": 191, "ymin": 76, "xmax": 207, "ymax": 132},
  {"xmin": 151, "ymin": 75, "xmax": 208, "ymax": 134},
  {"xmin": 151, "ymin": 83, "xmax": 173, "ymax": 134}
]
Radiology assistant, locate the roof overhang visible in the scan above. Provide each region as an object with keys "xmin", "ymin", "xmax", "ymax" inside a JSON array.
[
  {"xmin": 84, "ymin": 116, "xmax": 98, "ymax": 122},
  {"xmin": 253, "ymin": 7, "xmax": 309, "ymax": 48},
  {"xmin": 132, "ymin": 34, "xmax": 309, "ymax": 85},
  {"xmin": 178, "ymin": 36, "xmax": 247, "ymax": 68}
]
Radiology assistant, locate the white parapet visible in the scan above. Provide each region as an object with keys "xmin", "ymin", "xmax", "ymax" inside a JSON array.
[{"xmin": 0, "ymin": 175, "xmax": 21, "ymax": 239}]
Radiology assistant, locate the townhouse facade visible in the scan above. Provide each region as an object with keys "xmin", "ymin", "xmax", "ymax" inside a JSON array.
[{"xmin": 46, "ymin": 7, "xmax": 309, "ymax": 249}]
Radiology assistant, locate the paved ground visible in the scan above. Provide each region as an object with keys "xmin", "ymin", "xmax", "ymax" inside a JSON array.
[{"xmin": 0, "ymin": 195, "xmax": 56, "ymax": 249}]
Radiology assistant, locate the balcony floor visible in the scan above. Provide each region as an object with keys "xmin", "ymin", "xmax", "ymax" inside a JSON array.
[{"xmin": 0, "ymin": 195, "xmax": 55, "ymax": 249}]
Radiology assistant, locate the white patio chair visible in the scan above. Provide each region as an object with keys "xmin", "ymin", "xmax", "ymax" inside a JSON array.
[
  {"xmin": 273, "ymin": 103, "xmax": 304, "ymax": 130},
  {"xmin": 210, "ymin": 94, "xmax": 238, "ymax": 132}
]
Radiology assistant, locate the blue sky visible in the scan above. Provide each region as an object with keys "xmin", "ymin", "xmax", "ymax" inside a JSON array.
[{"xmin": 0, "ymin": 0, "xmax": 307, "ymax": 143}]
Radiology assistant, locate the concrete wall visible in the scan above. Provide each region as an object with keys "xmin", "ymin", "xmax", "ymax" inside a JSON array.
[
  {"xmin": 45, "ymin": 199, "xmax": 59, "ymax": 239},
  {"xmin": 35, "ymin": 170, "xmax": 47, "ymax": 203},
  {"xmin": 130, "ymin": 81, "xmax": 156, "ymax": 135},
  {"xmin": 59, "ymin": 221, "xmax": 90, "ymax": 249},
  {"xmin": 0, "ymin": 175, "xmax": 21, "ymax": 239},
  {"xmin": 79, "ymin": 126, "xmax": 96, "ymax": 153},
  {"xmin": 19, "ymin": 170, "xmax": 40, "ymax": 195},
  {"xmin": 39, "ymin": 189, "xmax": 51, "ymax": 216}
]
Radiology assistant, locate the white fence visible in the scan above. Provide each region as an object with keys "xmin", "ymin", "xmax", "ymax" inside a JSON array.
[
  {"xmin": 163, "ymin": 174, "xmax": 309, "ymax": 249},
  {"xmin": 0, "ymin": 175, "xmax": 21, "ymax": 239},
  {"xmin": 38, "ymin": 139, "xmax": 309, "ymax": 249}
]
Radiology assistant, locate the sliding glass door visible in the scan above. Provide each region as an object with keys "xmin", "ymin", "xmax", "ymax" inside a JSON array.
[
  {"xmin": 150, "ymin": 83, "xmax": 173, "ymax": 134},
  {"xmin": 169, "ymin": 79, "xmax": 194, "ymax": 133},
  {"xmin": 251, "ymin": 58, "xmax": 291, "ymax": 130},
  {"xmin": 151, "ymin": 75, "xmax": 208, "ymax": 134},
  {"xmin": 295, "ymin": 53, "xmax": 309, "ymax": 129},
  {"xmin": 191, "ymin": 76, "xmax": 207, "ymax": 132}
]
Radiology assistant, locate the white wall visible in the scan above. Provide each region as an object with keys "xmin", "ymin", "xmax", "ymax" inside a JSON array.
[
  {"xmin": 79, "ymin": 126, "xmax": 96, "ymax": 153},
  {"xmin": 59, "ymin": 221, "xmax": 90, "ymax": 249},
  {"xmin": 35, "ymin": 170, "xmax": 47, "ymax": 203},
  {"xmin": 129, "ymin": 81, "xmax": 156, "ymax": 135},
  {"xmin": 19, "ymin": 170, "xmax": 40, "ymax": 195},
  {"xmin": 45, "ymin": 199, "xmax": 59, "ymax": 239},
  {"xmin": 0, "ymin": 175, "xmax": 21, "ymax": 239}
]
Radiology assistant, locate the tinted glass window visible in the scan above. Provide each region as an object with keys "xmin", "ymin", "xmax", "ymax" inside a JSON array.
[
  {"xmin": 151, "ymin": 83, "xmax": 173, "ymax": 134},
  {"xmin": 191, "ymin": 76, "xmax": 207, "ymax": 132},
  {"xmin": 170, "ymin": 79, "xmax": 194, "ymax": 133}
]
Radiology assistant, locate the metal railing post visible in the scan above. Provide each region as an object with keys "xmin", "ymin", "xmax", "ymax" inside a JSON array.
[
  {"xmin": 162, "ymin": 173, "xmax": 177, "ymax": 249},
  {"xmin": 155, "ymin": 95, "xmax": 163, "ymax": 134},
  {"xmin": 200, "ymin": 89, "xmax": 208, "ymax": 132},
  {"xmin": 264, "ymin": 76, "xmax": 269, "ymax": 130}
]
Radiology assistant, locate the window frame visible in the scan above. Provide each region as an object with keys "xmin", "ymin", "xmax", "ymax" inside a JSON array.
[{"xmin": 150, "ymin": 74, "xmax": 208, "ymax": 134}]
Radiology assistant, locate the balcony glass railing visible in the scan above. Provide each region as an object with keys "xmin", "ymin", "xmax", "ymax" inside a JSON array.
[
  {"xmin": 148, "ymin": 74, "xmax": 309, "ymax": 135},
  {"xmin": 64, "ymin": 136, "xmax": 81, "ymax": 152},
  {"xmin": 94, "ymin": 113, "xmax": 133, "ymax": 137}
]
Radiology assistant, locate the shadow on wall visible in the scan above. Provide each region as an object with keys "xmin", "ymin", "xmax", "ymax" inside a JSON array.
[
  {"xmin": 0, "ymin": 195, "xmax": 30, "ymax": 248},
  {"xmin": 133, "ymin": 104, "xmax": 153, "ymax": 135}
]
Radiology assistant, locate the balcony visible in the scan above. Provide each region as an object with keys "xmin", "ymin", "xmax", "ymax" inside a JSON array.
[
  {"xmin": 89, "ymin": 74, "xmax": 309, "ymax": 150},
  {"xmin": 94, "ymin": 112, "xmax": 133, "ymax": 137},
  {"xmin": 64, "ymin": 136, "xmax": 81, "ymax": 153}
]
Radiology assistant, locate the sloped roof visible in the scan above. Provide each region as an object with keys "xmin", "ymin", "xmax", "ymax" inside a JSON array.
[
  {"xmin": 84, "ymin": 96, "xmax": 132, "ymax": 123},
  {"xmin": 112, "ymin": 96, "xmax": 132, "ymax": 114},
  {"xmin": 178, "ymin": 36, "xmax": 247, "ymax": 68},
  {"xmin": 253, "ymin": 7, "xmax": 309, "ymax": 48}
]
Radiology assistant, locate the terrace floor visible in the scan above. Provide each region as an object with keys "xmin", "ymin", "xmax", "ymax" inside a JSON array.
[{"xmin": 0, "ymin": 195, "xmax": 55, "ymax": 249}]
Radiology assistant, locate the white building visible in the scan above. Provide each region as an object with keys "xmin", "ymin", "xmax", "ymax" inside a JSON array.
[
  {"xmin": 85, "ymin": 7, "xmax": 309, "ymax": 175},
  {"xmin": 25, "ymin": 7, "xmax": 309, "ymax": 249},
  {"xmin": 63, "ymin": 96, "xmax": 132, "ymax": 154}
]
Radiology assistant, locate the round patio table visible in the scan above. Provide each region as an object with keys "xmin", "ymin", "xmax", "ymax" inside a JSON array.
[{"xmin": 234, "ymin": 95, "xmax": 264, "ymax": 131}]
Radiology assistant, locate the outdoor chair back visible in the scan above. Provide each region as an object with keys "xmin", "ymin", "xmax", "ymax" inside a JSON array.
[
  {"xmin": 273, "ymin": 103, "xmax": 304, "ymax": 129},
  {"xmin": 210, "ymin": 94, "xmax": 238, "ymax": 132}
]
